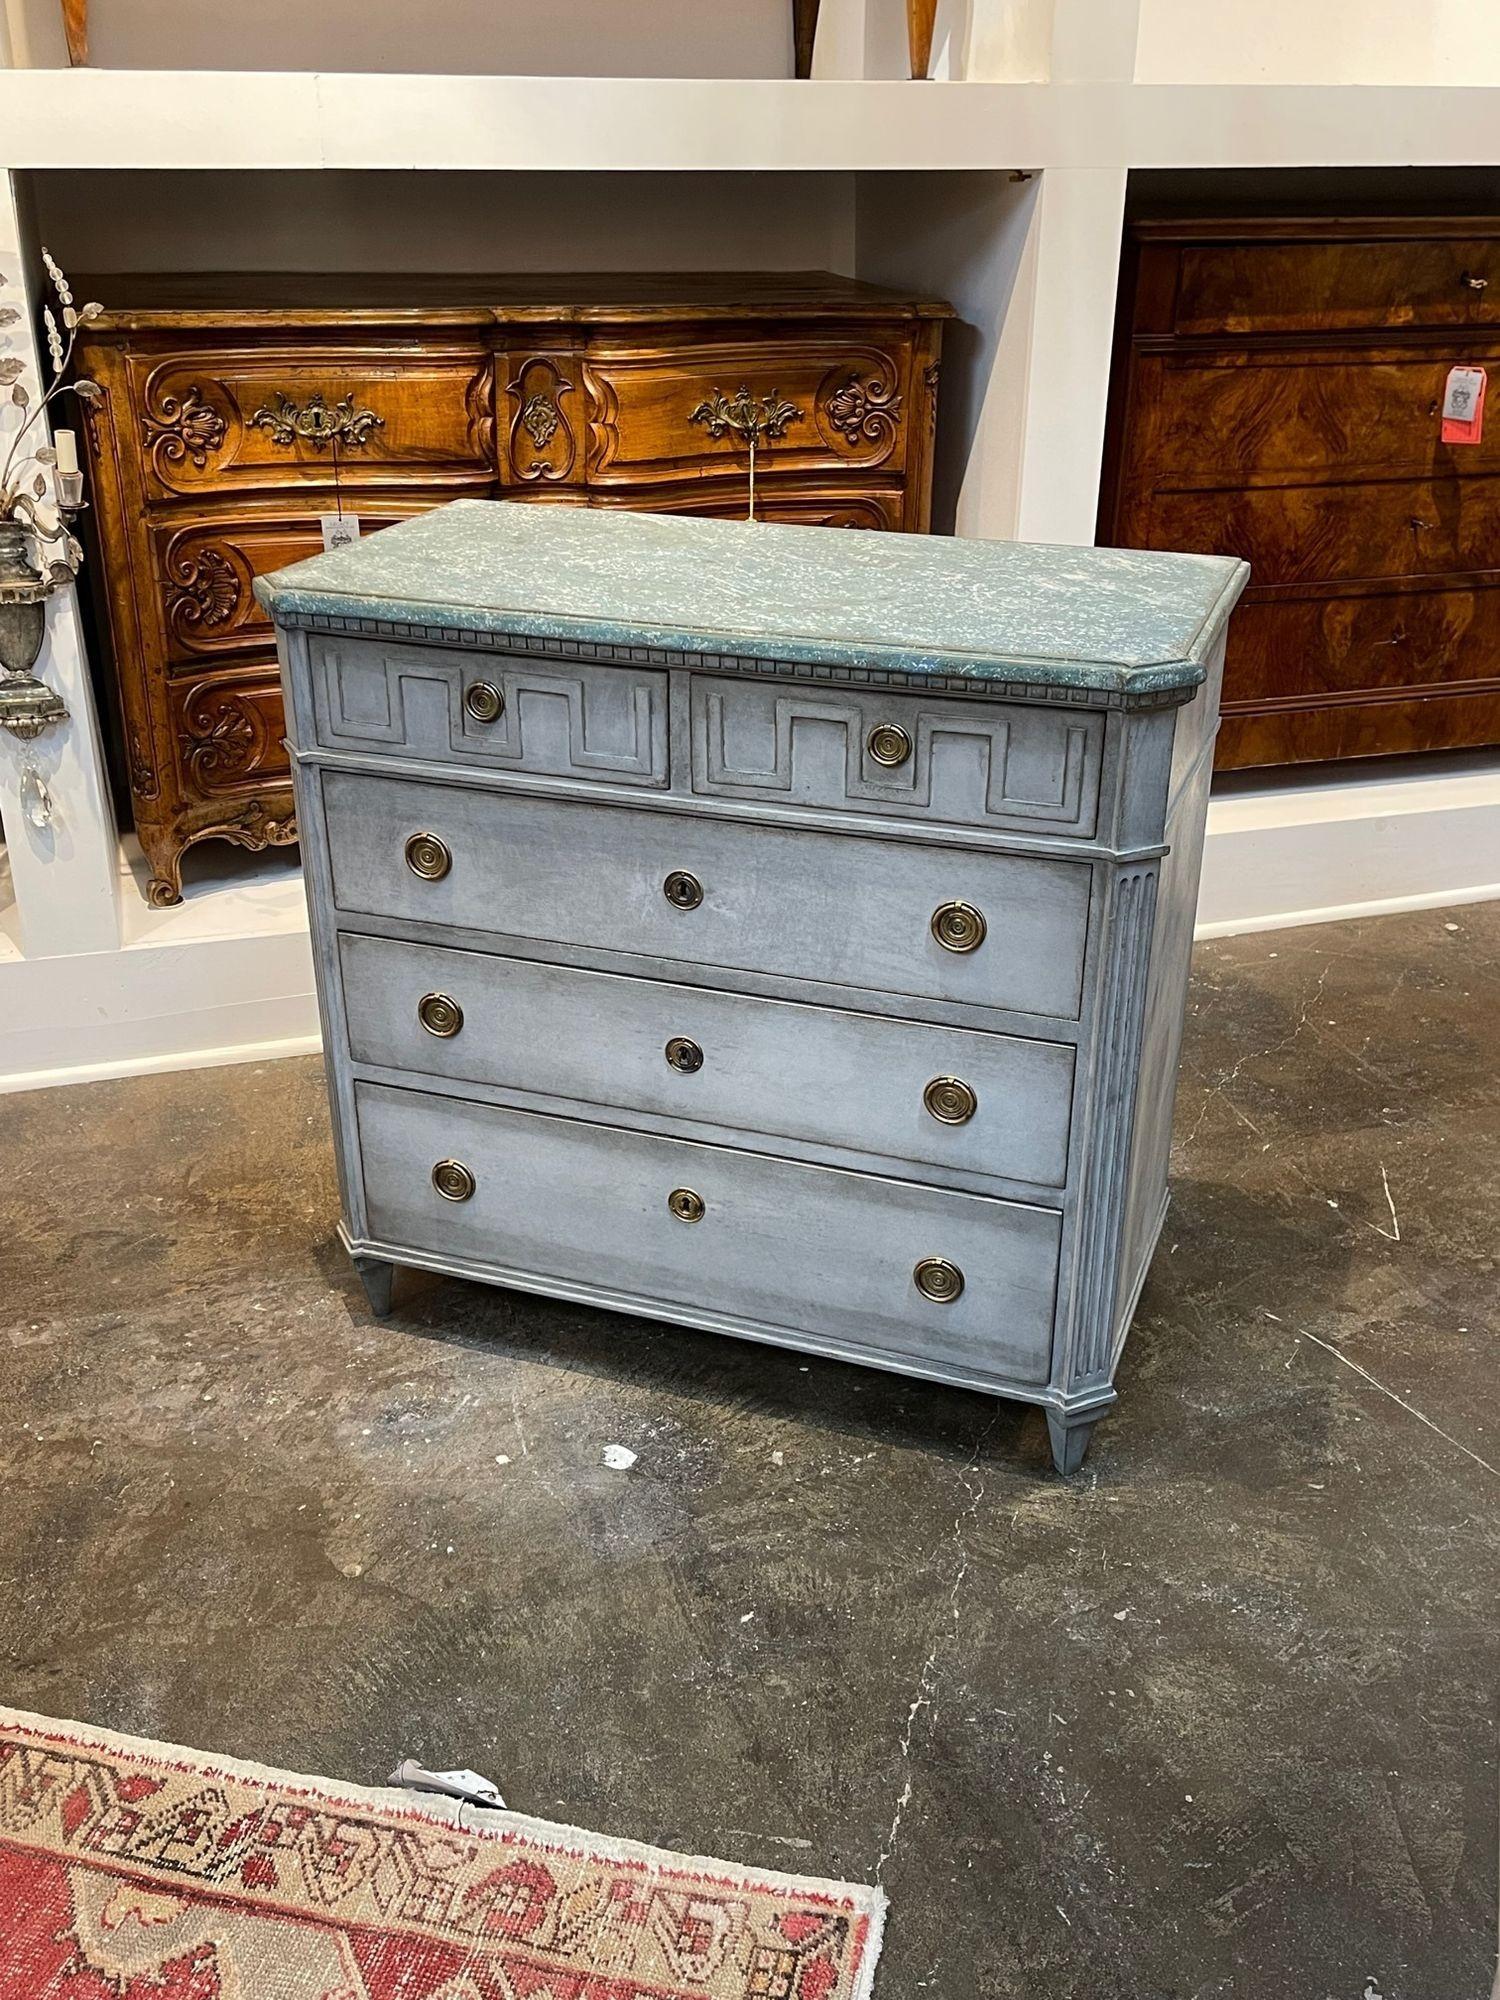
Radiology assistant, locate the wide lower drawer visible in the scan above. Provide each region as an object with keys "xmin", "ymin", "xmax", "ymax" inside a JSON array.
[
  {"xmin": 354, "ymin": 1080, "xmax": 1061, "ymax": 1384},
  {"xmin": 1146, "ymin": 471, "xmax": 1500, "ymax": 588},
  {"xmin": 340, "ymin": 934, "xmax": 1075, "ymax": 1189},
  {"xmin": 321, "ymin": 770, "xmax": 1092, "ymax": 1021}
]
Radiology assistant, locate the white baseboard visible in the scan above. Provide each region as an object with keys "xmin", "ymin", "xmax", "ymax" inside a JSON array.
[
  {"xmin": 0, "ymin": 843, "xmax": 320, "ymax": 1095},
  {"xmin": 1197, "ymin": 750, "xmax": 1500, "ymax": 940},
  {"xmin": 4, "ymin": 761, "xmax": 1498, "ymax": 1092}
]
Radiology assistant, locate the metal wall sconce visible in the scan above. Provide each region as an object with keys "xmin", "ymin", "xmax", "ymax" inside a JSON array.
[{"xmin": 0, "ymin": 251, "xmax": 102, "ymax": 827}]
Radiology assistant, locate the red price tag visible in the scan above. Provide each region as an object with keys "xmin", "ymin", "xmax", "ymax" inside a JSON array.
[{"xmin": 1442, "ymin": 365, "xmax": 1486, "ymax": 445}]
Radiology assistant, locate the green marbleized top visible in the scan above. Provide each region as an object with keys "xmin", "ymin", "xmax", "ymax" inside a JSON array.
[{"xmin": 255, "ymin": 501, "xmax": 1247, "ymax": 696}]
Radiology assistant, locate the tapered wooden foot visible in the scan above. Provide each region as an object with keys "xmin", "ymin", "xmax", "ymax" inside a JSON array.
[
  {"xmin": 1046, "ymin": 1411, "xmax": 1097, "ymax": 1477},
  {"xmin": 352, "ymin": 1254, "xmax": 396, "ymax": 1318}
]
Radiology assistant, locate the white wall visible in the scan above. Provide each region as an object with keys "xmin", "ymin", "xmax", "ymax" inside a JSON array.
[
  {"xmin": 0, "ymin": 0, "xmax": 796, "ymax": 76},
  {"xmin": 1135, "ymin": 0, "xmax": 1500, "ymax": 85},
  {"xmin": 855, "ymin": 170, "xmax": 1036, "ymax": 535}
]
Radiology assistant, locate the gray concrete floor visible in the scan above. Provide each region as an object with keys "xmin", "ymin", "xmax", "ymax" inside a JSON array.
[{"xmin": 3, "ymin": 905, "xmax": 1497, "ymax": 1999}]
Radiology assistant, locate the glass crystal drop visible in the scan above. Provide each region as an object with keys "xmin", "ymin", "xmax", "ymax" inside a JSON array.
[{"xmin": 19, "ymin": 764, "xmax": 53, "ymax": 828}]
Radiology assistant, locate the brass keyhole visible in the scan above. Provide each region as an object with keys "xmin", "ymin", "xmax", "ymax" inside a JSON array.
[
  {"xmin": 867, "ymin": 722, "xmax": 913, "ymax": 769},
  {"xmin": 432, "ymin": 1158, "xmax": 476, "ymax": 1203},
  {"xmin": 930, "ymin": 901, "xmax": 987, "ymax": 954},
  {"xmin": 914, "ymin": 1257, "xmax": 964, "ymax": 1303},
  {"xmin": 665, "ymin": 1036, "xmax": 704, "ymax": 1073},
  {"xmin": 668, "ymin": 1186, "xmax": 706, "ymax": 1223},
  {"xmin": 404, "ymin": 831, "xmax": 451, "ymax": 881},
  {"xmin": 663, "ymin": 870, "xmax": 704, "ymax": 910},
  {"xmin": 464, "ymin": 680, "xmax": 505, "ymax": 724},
  {"xmin": 924, "ymin": 1076, "xmax": 977, "ymax": 1125},
  {"xmin": 418, "ymin": 992, "xmax": 463, "ymax": 1038}
]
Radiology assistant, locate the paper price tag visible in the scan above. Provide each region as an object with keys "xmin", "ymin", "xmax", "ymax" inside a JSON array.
[
  {"xmin": 320, "ymin": 512, "xmax": 361, "ymax": 551},
  {"xmin": 1441, "ymin": 366, "xmax": 1486, "ymax": 445}
]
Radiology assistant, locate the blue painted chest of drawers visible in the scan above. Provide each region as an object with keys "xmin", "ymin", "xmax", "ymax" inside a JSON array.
[{"xmin": 259, "ymin": 502, "xmax": 1246, "ymax": 1473}]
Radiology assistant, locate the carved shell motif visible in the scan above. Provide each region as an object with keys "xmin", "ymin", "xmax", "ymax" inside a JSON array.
[
  {"xmin": 822, "ymin": 372, "xmax": 904, "ymax": 450},
  {"xmin": 165, "ymin": 548, "xmax": 239, "ymax": 638},
  {"xmin": 141, "ymin": 387, "xmax": 228, "ymax": 471},
  {"xmin": 180, "ymin": 685, "xmax": 271, "ymax": 785}
]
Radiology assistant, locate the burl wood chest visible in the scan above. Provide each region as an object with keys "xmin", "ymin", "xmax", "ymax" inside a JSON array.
[
  {"xmin": 1100, "ymin": 212, "xmax": 1500, "ymax": 768},
  {"xmin": 75, "ymin": 273, "xmax": 949, "ymax": 904},
  {"xmin": 257, "ymin": 503, "xmax": 1246, "ymax": 1474}
]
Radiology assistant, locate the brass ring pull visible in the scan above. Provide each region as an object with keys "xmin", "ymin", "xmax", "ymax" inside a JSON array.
[
  {"xmin": 404, "ymin": 831, "xmax": 451, "ymax": 881},
  {"xmin": 930, "ymin": 900, "xmax": 986, "ymax": 954},
  {"xmin": 418, "ymin": 992, "xmax": 463, "ymax": 1039},
  {"xmin": 464, "ymin": 680, "xmax": 505, "ymax": 724},
  {"xmin": 668, "ymin": 1186, "xmax": 706, "ymax": 1223},
  {"xmin": 432, "ymin": 1158, "xmax": 476, "ymax": 1203},
  {"xmin": 914, "ymin": 1257, "xmax": 964, "ymax": 1303},
  {"xmin": 1462, "ymin": 271, "xmax": 1489, "ymax": 291},
  {"xmin": 665, "ymin": 1036, "xmax": 704, "ymax": 1074},
  {"xmin": 924, "ymin": 1076, "xmax": 977, "ymax": 1125},
  {"xmin": 867, "ymin": 722, "xmax": 913, "ymax": 769},
  {"xmin": 663, "ymin": 870, "xmax": 704, "ymax": 910}
]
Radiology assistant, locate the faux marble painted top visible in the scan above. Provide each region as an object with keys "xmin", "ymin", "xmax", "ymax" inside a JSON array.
[{"xmin": 255, "ymin": 501, "xmax": 1248, "ymax": 695}]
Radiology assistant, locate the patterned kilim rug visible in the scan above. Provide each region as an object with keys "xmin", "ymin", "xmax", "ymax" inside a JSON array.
[{"xmin": 0, "ymin": 1707, "xmax": 886, "ymax": 1999}]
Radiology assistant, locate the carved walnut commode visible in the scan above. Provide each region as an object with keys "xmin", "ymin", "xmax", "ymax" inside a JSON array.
[
  {"xmin": 257, "ymin": 503, "xmax": 1246, "ymax": 1474},
  {"xmin": 75, "ymin": 273, "xmax": 950, "ymax": 904}
]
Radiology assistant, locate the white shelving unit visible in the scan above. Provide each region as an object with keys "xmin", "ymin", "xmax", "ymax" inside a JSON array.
[{"xmin": 1, "ymin": 1, "xmax": 1498, "ymax": 1090}]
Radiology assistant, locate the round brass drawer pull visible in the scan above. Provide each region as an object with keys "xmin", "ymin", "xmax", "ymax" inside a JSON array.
[
  {"xmin": 930, "ymin": 900, "xmax": 986, "ymax": 954},
  {"xmin": 914, "ymin": 1256, "xmax": 964, "ymax": 1303},
  {"xmin": 404, "ymin": 831, "xmax": 451, "ymax": 882},
  {"xmin": 464, "ymin": 680, "xmax": 505, "ymax": 724},
  {"xmin": 867, "ymin": 721, "xmax": 913, "ymax": 769},
  {"xmin": 924, "ymin": 1075, "xmax": 977, "ymax": 1125},
  {"xmin": 663, "ymin": 869, "xmax": 704, "ymax": 911},
  {"xmin": 668, "ymin": 1186, "xmax": 706, "ymax": 1223},
  {"xmin": 432, "ymin": 1158, "xmax": 476, "ymax": 1203},
  {"xmin": 665, "ymin": 1036, "xmax": 704, "ymax": 1074},
  {"xmin": 418, "ymin": 991, "xmax": 463, "ymax": 1039}
]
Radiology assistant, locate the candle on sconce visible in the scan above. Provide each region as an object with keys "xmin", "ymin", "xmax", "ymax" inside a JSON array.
[{"xmin": 52, "ymin": 428, "xmax": 85, "ymax": 510}]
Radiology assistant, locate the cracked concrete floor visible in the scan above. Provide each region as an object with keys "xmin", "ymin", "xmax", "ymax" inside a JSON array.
[{"xmin": 3, "ymin": 903, "xmax": 1497, "ymax": 1999}]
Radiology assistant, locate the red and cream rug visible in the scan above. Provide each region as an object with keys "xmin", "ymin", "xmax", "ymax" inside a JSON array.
[{"xmin": 0, "ymin": 1707, "xmax": 885, "ymax": 1999}]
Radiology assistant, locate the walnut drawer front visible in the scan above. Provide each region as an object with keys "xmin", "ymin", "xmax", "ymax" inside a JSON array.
[
  {"xmin": 1172, "ymin": 236, "xmax": 1500, "ymax": 337},
  {"xmin": 308, "ymin": 636, "xmax": 668, "ymax": 786},
  {"xmin": 154, "ymin": 512, "xmax": 424, "ymax": 670},
  {"xmin": 340, "ymin": 935, "xmax": 1076, "ymax": 1191},
  {"xmin": 322, "ymin": 770, "xmax": 1092, "ymax": 1022},
  {"xmin": 690, "ymin": 678, "xmax": 1102, "ymax": 838},
  {"xmin": 126, "ymin": 346, "xmax": 492, "ymax": 501},
  {"xmin": 1130, "ymin": 347, "xmax": 1500, "ymax": 486},
  {"xmin": 581, "ymin": 335, "xmax": 914, "ymax": 485},
  {"xmin": 354, "ymin": 1080, "xmax": 1060, "ymax": 1385},
  {"xmin": 1146, "ymin": 469, "xmax": 1500, "ymax": 589}
]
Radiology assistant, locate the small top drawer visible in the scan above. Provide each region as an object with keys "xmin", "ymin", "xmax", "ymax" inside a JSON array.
[
  {"xmin": 575, "ymin": 333, "xmax": 916, "ymax": 486},
  {"xmin": 321, "ymin": 769, "xmax": 1092, "ymax": 1022},
  {"xmin": 1172, "ymin": 236, "xmax": 1500, "ymax": 338},
  {"xmin": 691, "ymin": 677, "xmax": 1102, "ymax": 838},
  {"xmin": 121, "ymin": 346, "xmax": 492, "ymax": 501},
  {"xmin": 305, "ymin": 634, "xmax": 668, "ymax": 787}
]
